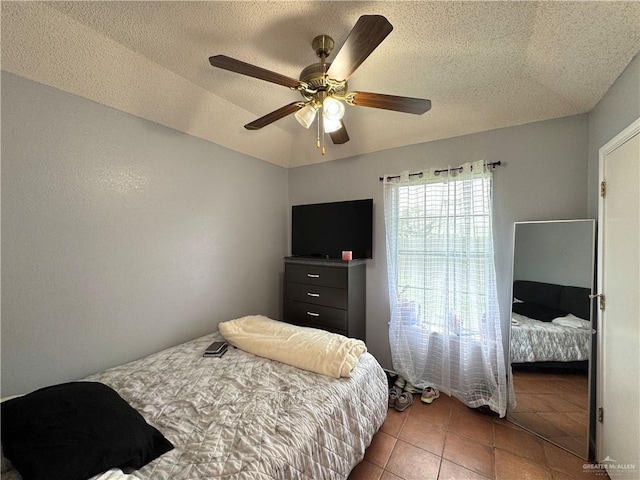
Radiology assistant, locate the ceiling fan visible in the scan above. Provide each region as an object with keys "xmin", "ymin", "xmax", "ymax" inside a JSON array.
[{"xmin": 209, "ymin": 15, "xmax": 431, "ymax": 154}]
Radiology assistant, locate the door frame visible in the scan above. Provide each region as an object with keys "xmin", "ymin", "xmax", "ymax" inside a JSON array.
[{"xmin": 596, "ymin": 117, "xmax": 640, "ymax": 461}]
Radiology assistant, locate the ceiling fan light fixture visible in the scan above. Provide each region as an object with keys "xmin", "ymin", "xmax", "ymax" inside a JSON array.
[
  {"xmin": 209, "ymin": 15, "xmax": 430, "ymax": 156},
  {"xmin": 294, "ymin": 104, "xmax": 318, "ymax": 129},
  {"xmin": 322, "ymin": 96, "xmax": 345, "ymax": 121}
]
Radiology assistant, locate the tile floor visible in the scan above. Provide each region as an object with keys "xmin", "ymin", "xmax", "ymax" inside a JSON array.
[
  {"xmin": 348, "ymin": 392, "xmax": 609, "ymax": 480},
  {"xmin": 509, "ymin": 369, "xmax": 589, "ymax": 458}
]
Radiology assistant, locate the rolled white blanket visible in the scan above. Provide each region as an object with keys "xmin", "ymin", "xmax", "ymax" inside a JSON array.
[{"xmin": 218, "ymin": 315, "xmax": 367, "ymax": 378}]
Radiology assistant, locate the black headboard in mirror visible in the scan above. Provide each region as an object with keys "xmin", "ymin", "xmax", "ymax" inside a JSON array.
[{"xmin": 513, "ymin": 280, "xmax": 591, "ymax": 320}]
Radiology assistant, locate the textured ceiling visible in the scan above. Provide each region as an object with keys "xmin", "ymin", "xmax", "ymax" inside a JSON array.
[{"xmin": 2, "ymin": 1, "xmax": 639, "ymax": 167}]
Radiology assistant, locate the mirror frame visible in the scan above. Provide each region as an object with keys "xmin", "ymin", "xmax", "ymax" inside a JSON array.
[{"xmin": 507, "ymin": 219, "xmax": 596, "ymax": 460}]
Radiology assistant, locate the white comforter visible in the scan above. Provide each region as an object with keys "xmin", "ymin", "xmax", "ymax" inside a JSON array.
[
  {"xmin": 3, "ymin": 332, "xmax": 387, "ymax": 480},
  {"xmin": 510, "ymin": 313, "xmax": 592, "ymax": 363},
  {"xmin": 219, "ymin": 315, "xmax": 367, "ymax": 378}
]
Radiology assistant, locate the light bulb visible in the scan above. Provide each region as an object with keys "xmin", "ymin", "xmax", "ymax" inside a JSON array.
[
  {"xmin": 294, "ymin": 104, "xmax": 318, "ymax": 129},
  {"xmin": 323, "ymin": 117, "xmax": 342, "ymax": 133},
  {"xmin": 322, "ymin": 97, "xmax": 345, "ymax": 121}
]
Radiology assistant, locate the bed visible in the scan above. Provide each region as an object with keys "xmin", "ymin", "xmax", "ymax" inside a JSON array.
[
  {"xmin": 509, "ymin": 280, "xmax": 592, "ymax": 367},
  {"xmin": 1, "ymin": 317, "xmax": 388, "ymax": 480}
]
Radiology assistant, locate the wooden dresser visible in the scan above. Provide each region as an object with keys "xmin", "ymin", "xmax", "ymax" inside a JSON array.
[{"xmin": 283, "ymin": 257, "xmax": 366, "ymax": 341}]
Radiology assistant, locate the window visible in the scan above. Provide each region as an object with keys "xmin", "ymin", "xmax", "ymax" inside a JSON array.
[
  {"xmin": 384, "ymin": 161, "xmax": 507, "ymax": 415},
  {"xmin": 395, "ymin": 177, "xmax": 491, "ymax": 336}
]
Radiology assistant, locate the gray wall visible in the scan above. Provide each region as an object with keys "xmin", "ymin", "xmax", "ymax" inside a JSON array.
[
  {"xmin": 1, "ymin": 73, "xmax": 288, "ymax": 397},
  {"xmin": 513, "ymin": 220, "xmax": 595, "ymax": 289},
  {"xmin": 3, "ymin": 52, "xmax": 636, "ymax": 396},
  {"xmin": 289, "ymin": 115, "xmax": 590, "ymax": 369},
  {"xmin": 588, "ymin": 54, "xmax": 640, "ymax": 218}
]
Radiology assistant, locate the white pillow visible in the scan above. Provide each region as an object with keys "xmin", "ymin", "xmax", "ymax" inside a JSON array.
[{"xmin": 552, "ymin": 314, "xmax": 591, "ymax": 329}]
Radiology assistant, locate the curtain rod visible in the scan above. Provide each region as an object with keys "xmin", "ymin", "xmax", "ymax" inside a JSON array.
[{"xmin": 379, "ymin": 161, "xmax": 502, "ymax": 182}]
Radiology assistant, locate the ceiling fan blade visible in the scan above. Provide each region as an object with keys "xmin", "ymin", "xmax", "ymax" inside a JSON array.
[
  {"xmin": 349, "ymin": 91, "xmax": 431, "ymax": 115},
  {"xmin": 326, "ymin": 15, "xmax": 393, "ymax": 82},
  {"xmin": 330, "ymin": 121, "xmax": 350, "ymax": 144},
  {"xmin": 244, "ymin": 102, "xmax": 304, "ymax": 130},
  {"xmin": 209, "ymin": 55, "xmax": 302, "ymax": 89}
]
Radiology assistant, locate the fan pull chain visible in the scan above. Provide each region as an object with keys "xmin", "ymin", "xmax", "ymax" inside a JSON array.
[
  {"xmin": 316, "ymin": 110, "xmax": 321, "ymax": 149},
  {"xmin": 320, "ymin": 108, "xmax": 326, "ymax": 155}
]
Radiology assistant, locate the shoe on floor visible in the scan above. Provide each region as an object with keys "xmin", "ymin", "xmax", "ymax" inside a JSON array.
[
  {"xmin": 394, "ymin": 391, "xmax": 414, "ymax": 412},
  {"xmin": 421, "ymin": 386, "xmax": 440, "ymax": 404},
  {"xmin": 388, "ymin": 386, "xmax": 402, "ymax": 408},
  {"xmin": 394, "ymin": 376, "xmax": 406, "ymax": 389}
]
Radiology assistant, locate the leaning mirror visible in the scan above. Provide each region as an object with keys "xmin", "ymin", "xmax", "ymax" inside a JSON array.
[{"xmin": 508, "ymin": 220, "xmax": 595, "ymax": 459}]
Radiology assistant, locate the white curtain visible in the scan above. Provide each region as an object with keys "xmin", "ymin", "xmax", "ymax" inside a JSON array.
[{"xmin": 384, "ymin": 160, "xmax": 508, "ymax": 416}]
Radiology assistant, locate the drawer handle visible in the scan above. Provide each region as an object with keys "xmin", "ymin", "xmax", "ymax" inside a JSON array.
[
  {"xmin": 307, "ymin": 273, "xmax": 320, "ymax": 278},
  {"xmin": 307, "ymin": 292, "xmax": 320, "ymax": 297},
  {"xmin": 306, "ymin": 311, "xmax": 320, "ymax": 317}
]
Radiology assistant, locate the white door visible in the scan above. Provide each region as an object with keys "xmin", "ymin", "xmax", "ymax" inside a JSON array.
[{"xmin": 597, "ymin": 118, "xmax": 640, "ymax": 478}]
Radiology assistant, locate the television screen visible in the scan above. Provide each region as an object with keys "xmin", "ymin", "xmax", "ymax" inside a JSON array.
[{"xmin": 292, "ymin": 199, "xmax": 373, "ymax": 259}]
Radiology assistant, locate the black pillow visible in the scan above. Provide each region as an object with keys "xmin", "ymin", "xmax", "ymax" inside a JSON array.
[
  {"xmin": 1, "ymin": 381, "xmax": 173, "ymax": 480},
  {"xmin": 512, "ymin": 302, "xmax": 567, "ymax": 322}
]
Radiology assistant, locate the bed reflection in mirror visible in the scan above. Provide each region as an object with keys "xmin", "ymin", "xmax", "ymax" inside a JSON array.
[{"xmin": 508, "ymin": 220, "xmax": 595, "ymax": 460}]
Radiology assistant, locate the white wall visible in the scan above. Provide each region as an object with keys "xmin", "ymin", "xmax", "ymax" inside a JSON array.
[
  {"xmin": 288, "ymin": 115, "xmax": 589, "ymax": 369},
  {"xmin": 1, "ymin": 73, "xmax": 289, "ymax": 397}
]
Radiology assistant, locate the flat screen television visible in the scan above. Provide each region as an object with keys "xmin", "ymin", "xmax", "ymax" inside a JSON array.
[{"xmin": 291, "ymin": 199, "xmax": 373, "ymax": 259}]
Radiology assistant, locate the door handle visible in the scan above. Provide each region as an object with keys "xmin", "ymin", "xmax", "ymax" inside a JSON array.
[{"xmin": 589, "ymin": 293, "xmax": 605, "ymax": 310}]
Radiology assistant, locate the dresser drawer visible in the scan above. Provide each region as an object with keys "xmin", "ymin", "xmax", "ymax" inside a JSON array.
[
  {"xmin": 283, "ymin": 300, "xmax": 347, "ymax": 332},
  {"xmin": 285, "ymin": 282, "xmax": 347, "ymax": 309},
  {"xmin": 285, "ymin": 263, "xmax": 348, "ymax": 288}
]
